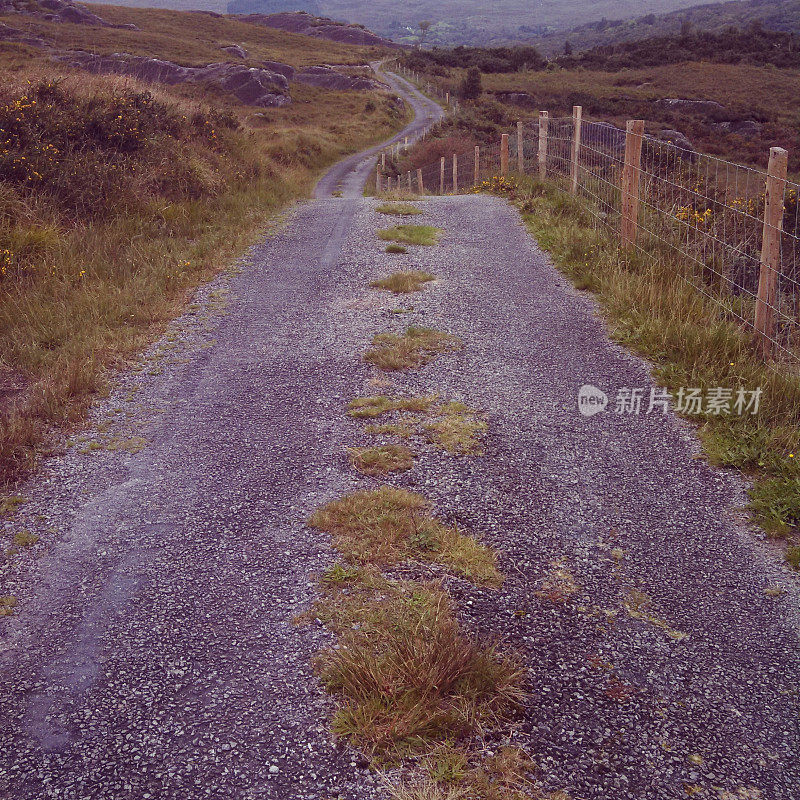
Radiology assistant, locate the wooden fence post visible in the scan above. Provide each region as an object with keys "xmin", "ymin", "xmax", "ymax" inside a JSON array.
[
  {"xmin": 407, "ymin": 171, "xmax": 412, "ymax": 191},
  {"xmin": 452, "ymin": 153, "xmax": 458, "ymax": 193},
  {"xmin": 417, "ymin": 168, "xmax": 424, "ymax": 194},
  {"xmin": 538, "ymin": 111, "xmax": 549, "ymax": 180},
  {"xmin": 620, "ymin": 120, "xmax": 645, "ymax": 248},
  {"xmin": 376, "ymin": 169, "xmax": 381, "ymax": 194},
  {"xmin": 755, "ymin": 146, "xmax": 789, "ymax": 356},
  {"xmin": 474, "ymin": 145, "xmax": 480, "ymax": 186},
  {"xmin": 381, "ymin": 151, "xmax": 386, "ymax": 169},
  {"xmin": 517, "ymin": 120, "xmax": 524, "ymax": 173},
  {"xmin": 570, "ymin": 105, "xmax": 582, "ymax": 194},
  {"xmin": 439, "ymin": 156, "xmax": 445, "ymax": 195},
  {"xmin": 445, "ymin": 91, "xmax": 450, "ymax": 106},
  {"xmin": 500, "ymin": 134, "xmax": 509, "ymax": 177}
]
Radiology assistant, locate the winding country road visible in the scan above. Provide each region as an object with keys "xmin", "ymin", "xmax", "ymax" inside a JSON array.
[{"xmin": 0, "ymin": 70, "xmax": 797, "ymax": 800}]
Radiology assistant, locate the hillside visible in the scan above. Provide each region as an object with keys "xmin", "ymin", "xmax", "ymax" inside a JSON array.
[
  {"xmin": 558, "ymin": 24, "xmax": 800, "ymax": 68},
  {"xmin": 0, "ymin": 0, "xmax": 406, "ymax": 481},
  {"xmin": 94, "ymin": 0, "xmax": 710, "ymax": 45},
  {"xmin": 531, "ymin": 0, "xmax": 800, "ymax": 55},
  {"xmin": 400, "ymin": 47, "xmax": 800, "ymax": 170}
]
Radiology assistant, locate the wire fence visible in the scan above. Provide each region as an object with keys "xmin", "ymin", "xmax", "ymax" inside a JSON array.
[{"xmin": 379, "ymin": 109, "xmax": 800, "ymax": 365}]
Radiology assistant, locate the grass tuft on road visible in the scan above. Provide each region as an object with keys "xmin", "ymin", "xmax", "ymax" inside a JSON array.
[
  {"xmin": 390, "ymin": 745, "xmax": 560, "ymax": 800},
  {"xmin": 348, "ymin": 444, "xmax": 415, "ymax": 476},
  {"xmin": 365, "ymin": 327, "xmax": 461, "ymax": 371},
  {"xmin": 364, "ymin": 420, "xmax": 418, "ymax": 439},
  {"xmin": 308, "ymin": 486, "xmax": 501, "ymax": 585},
  {"xmin": 425, "ymin": 402, "xmax": 487, "ymax": 456},
  {"xmin": 347, "ymin": 395, "xmax": 436, "ymax": 418},
  {"xmin": 370, "ymin": 271, "xmax": 435, "ymax": 294},
  {"xmin": 315, "ymin": 579, "xmax": 525, "ymax": 757},
  {"xmin": 378, "ymin": 225, "xmax": 442, "ymax": 246},
  {"xmin": 376, "ymin": 202, "xmax": 424, "ymax": 216}
]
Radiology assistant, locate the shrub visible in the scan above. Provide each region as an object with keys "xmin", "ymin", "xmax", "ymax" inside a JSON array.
[
  {"xmin": 0, "ymin": 81, "xmax": 220, "ymax": 226},
  {"xmin": 459, "ymin": 66, "xmax": 482, "ymax": 100}
]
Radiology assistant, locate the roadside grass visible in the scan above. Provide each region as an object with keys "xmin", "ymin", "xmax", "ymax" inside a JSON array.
[
  {"xmin": 370, "ymin": 271, "xmax": 435, "ymax": 294},
  {"xmin": 376, "ymin": 203, "xmax": 424, "ymax": 216},
  {"xmin": 514, "ymin": 175, "xmax": 800, "ymax": 566},
  {"xmin": 348, "ymin": 444, "xmax": 415, "ymax": 476},
  {"xmin": 348, "ymin": 395, "xmax": 436, "ymax": 418},
  {"xmin": 0, "ymin": 57, "xmax": 407, "ymax": 487},
  {"xmin": 365, "ymin": 327, "xmax": 461, "ymax": 371},
  {"xmin": 308, "ymin": 486, "xmax": 502, "ymax": 585},
  {"xmin": 314, "ymin": 577, "xmax": 525, "ymax": 757},
  {"xmin": 386, "ymin": 244, "xmax": 409, "ymax": 254},
  {"xmin": 378, "ymin": 225, "xmax": 442, "ymax": 246}
]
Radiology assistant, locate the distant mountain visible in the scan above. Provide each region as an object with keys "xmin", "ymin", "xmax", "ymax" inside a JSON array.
[
  {"xmin": 95, "ymin": 0, "xmax": 715, "ymax": 45},
  {"xmin": 532, "ymin": 0, "xmax": 800, "ymax": 55}
]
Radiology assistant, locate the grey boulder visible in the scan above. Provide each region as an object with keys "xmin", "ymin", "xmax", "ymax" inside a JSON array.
[{"xmin": 55, "ymin": 52, "xmax": 292, "ymax": 107}]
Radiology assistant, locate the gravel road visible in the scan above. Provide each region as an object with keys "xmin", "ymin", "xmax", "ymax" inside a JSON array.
[{"xmin": 1, "ymin": 75, "xmax": 797, "ymax": 800}]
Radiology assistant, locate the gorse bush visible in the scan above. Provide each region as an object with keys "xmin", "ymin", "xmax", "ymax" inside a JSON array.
[
  {"xmin": 0, "ymin": 81, "xmax": 232, "ymax": 226},
  {"xmin": 0, "ymin": 80, "xmax": 246, "ymax": 282}
]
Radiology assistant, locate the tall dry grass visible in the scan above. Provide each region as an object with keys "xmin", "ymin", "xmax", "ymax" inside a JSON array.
[{"xmin": 0, "ymin": 67, "xmax": 407, "ymax": 484}]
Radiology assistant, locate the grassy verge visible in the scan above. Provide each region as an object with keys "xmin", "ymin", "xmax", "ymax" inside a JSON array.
[
  {"xmin": 0, "ymin": 65, "xmax": 407, "ymax": 487},
  {"xmin": 512, "ymin": 176, "xmax": 800, "ymax": 568}
]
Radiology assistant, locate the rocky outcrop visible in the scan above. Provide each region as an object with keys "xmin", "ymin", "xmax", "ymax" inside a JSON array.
[
  {"xmin": 52, "ymin": 51, "xmax": 385, "ymax": 103},
  {"xmin": 54, "ymin": 52, "xmax": 292, "ymax": 107},
  {"xmin": 0, "ymin": 0, "xmax": 138, "ymax": 29},
  {"xmin": 659, "ymin": 129, "xmax": 696, "ymax": 159},
  {"xmin": 710, "ymin": 119, "xmax": 763, "ymax": 138},
  {"xmin": 294, "ymin": 65, "xmax": 385, "ymax": 91},
  {"xmin": 221, "ymin": 44, "xmax": 248, "ymax": 59},
  {"xmin": 262, "ymin": 60, "xmax": 295, "ymax": 79},
  {"xmin": 0, "ymin": 20, "xmax": 48, "ymax": 46},
  {"xmin": 655, "ymin": 98, "xmax": 725, "ymax": 115},
  {"xmin": 233, "ymin": 11, "xmax": 401, "ymax": 48}
]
